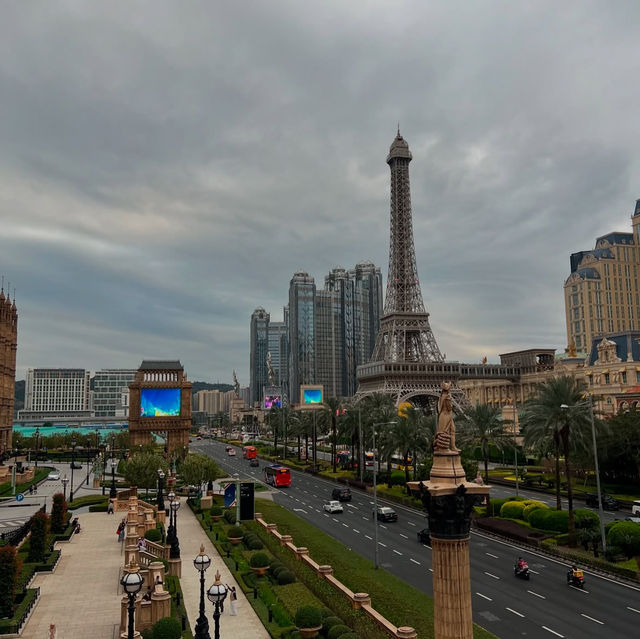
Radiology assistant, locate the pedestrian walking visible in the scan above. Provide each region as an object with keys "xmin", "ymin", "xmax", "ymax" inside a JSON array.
[
  {"xmin": 117, "ymin": 519, "xmax": 126, "ymax": 542},
  {"xmin": 107, "ymin": 500, "xmax": 114, "ymax": 514},
  {"xmin": 227, "ymin": 586, "xmax": 238, "ymax": 616}
]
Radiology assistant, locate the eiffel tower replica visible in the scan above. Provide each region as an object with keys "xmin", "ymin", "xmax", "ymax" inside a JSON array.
[{"xmin": 356, "ymin": 129, "xmax": 468, "ymax": 411}]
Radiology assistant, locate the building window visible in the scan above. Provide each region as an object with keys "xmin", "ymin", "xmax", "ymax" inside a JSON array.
[
  {"xmin": 588, "ymin": 375, "xmax": 593, "ymax": 386},
  {"xmin": 621, "ymin": 372, "xmax": 627, "ymax": 384},
  {"xmin": 604, "ymin": 373, "xmax": 610, "ymax": 384}
]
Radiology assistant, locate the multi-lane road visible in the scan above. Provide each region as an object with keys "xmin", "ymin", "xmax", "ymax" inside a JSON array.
[{"xmin": 195, "ymin": 439, "xmax": 640, "ymax": 639}]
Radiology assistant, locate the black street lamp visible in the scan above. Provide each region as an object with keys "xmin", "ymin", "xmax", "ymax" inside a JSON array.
[
  {"xmin": 157, "ymin": 468, "xmax": 165, "ymax": 512},
  {"xmin": 34, "ymin": 427, "xmax": 40, "ymax": 470},
  {"xmin": 194, "ymin": 545, "xmax": 212, "ymax": 639},
  {"xmin": 110, "ymin": 457, "xmax": 117, "ymax": 499},
  {"xmin": 100, "ymin": 443, "xmax": 106, "ymax": 495},
  {"xmin": 61, "ymin": 475, "xmax": 68, "ymax": 502},
  {"xmin": 207, "ymin": 570, "xmax": 228, "ymax": 639},
  {"xmin": 170, "ymin": 497, "xmax": 181, "ymax": 559},
  {"xmin": 166, "ymin": 491, "xmax": 176, "ymax": 551},
  {"xmin": 69, "ymin": 439, "xmax": 77, "ymax": 503},
  {"xmin": 86, "ymin": 438, "xmax": 91, "ymax": 485},
  {"xmin": 121, "ymin": 560, "xmax": 144, "ymax": 639}
]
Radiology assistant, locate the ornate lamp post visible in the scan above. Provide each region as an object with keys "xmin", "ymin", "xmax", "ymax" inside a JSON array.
[
  {"xmin": 170, "ymin": 497, "xmax": 181, "ymax": 559},
  {"xmin": 166, "ymin": 491, "xmax": 176, "ymax": 550},
  {"xmin": 86, "ymin": 438, "xmax": 91, "ymax": 485},
  {"xmin": 34, "ymin": 427, "xmax": 40, "ymax": 470},
  {"xmin": 69, "ymin": 439, "xmax": 77, "ymax": 503},
  {"xmin": 61, "ymin": 475, "xmax": 69, "ymax": 502},
  {"xmin": 110, "ymin": 457, "xmax": 118, "ymax": 499},
  {"xmin": 157, "ymin": 468, "xmax": 165, "ymax": 512},
  {"xmin": 194, "ymin": 545, "xmax": 211, "ymax": 639},
  {"xmin": 121, "ymin": 560, "xmax": 144, "ymax": 639},
  {"xmin": 206, "ymin": 571, "xmax": 228, "ymax": 639}
]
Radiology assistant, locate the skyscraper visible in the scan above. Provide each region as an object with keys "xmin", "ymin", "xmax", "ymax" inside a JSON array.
[
  {"xmin": 288, "ymin": 271, "xmax": 316, "ymax": 397},
  {"xmin": 249, "ymin": 307, "xmax": 270, "ymax": 405},
  {"xmin": 564, "ymin": 199, "xmax": 640, "ymax": 354}
]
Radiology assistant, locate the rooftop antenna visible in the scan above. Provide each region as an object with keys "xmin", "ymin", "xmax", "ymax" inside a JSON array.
[
  {"xmin": 1, "ymin": 275, "xmax": 4, "ymax": 293},
  {"xmin": 397, "ymin": 122, "xmax": 400, "ymax": 136}
]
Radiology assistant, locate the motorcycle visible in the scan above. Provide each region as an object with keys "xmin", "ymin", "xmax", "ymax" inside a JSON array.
[
  {"xmin": 514, "ymin": 561, "xmax": 530, "ymax": 580},
  {"xmin": 567, "ymin": 569, "xmax": 585, "ymax": 588}
]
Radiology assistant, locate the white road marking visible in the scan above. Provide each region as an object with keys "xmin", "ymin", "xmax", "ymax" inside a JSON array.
[
  {"xmin": 380, "ymin": 525, "xmax": 387, "ymax": 529},
  {"xmin": 378, "ymin": 542, "xmax": 387, "ymax": 547},
  {"xmin": 570, "ymin": 586, "xmax": 589, "ymax": 594},
  {"xmin": 485, "ymin": 552, "xmax": 498, "ymax": 558},
  {"xmin": 352, "ymin": 529, "xmax": 360, "ymax": 534},
  {"xmin": 542, "ymin": 627, "xmax": 564, "ymax": 638},
  {"xmin": 580, "ymin": 614, "xmax": 603, "ymax": 625},
  {"xmin": 529, "ymin": 569, "xmax": 539, "ymax": 574},
  {"xmin": 342, "ymin": 523, "xmax": 349, "ymax": 528},
  {"xmin": 393, "ymin": 549, "xmax": 402, "ymax": 555},
  {"xmin": 506, "ymin": 608, "xmax": 524, "ymax": 618},
  {"xmin": 410, "ymin": 558, "xmax": 421, "ymax": 565},
  {"xmin": 428, "ymin": 568, "xmax": 433, "ymax": 572},
  {"xmin": 362, "ymin": 516, "xmax": 369, "ymax": 521},
  {"xmin": 407, "ymin": 521, "xmax": 416, "ymax": 526},
  {"xmin": 293, "ymin": 508, "xmax": 307, "ymax": 514},
  {"xmin": 476, "ymin": 592, "xmax": 492, "ymax": 601},
  {"xmin": 484, "ymin": 572, "xmax": 500, "ymax": 580},
  {"xmin": 400, "ymin": 533, "xmax": 408, "ymax": 539},
  {"xmin": 365, "ymin": 535, "xmax": 372, "ymax": 540},
  {"xmin": 627, "ymin": 606, "xmax": 640, "ymax": 614},
  {"xmin": 332, "ymin": 518, "xmax": 339, "ymax": 523},
  {"xmin": 527, "ymin": 590, "xmax": 545, "ymax": 599}
]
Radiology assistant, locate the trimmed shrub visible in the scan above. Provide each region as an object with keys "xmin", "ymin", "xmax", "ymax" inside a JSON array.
[
  {"xmin": 389, "ymin": 470, "xmax": 405, "ymax": 486},
  {"xmin": 144, "ymin": 528, "xmax": 162, "ymax": 543},
  {"xmin": 500, "ymin": 501, "xmax": 526, "ymax": 520},
  {"xmin": 543, "ymin": 510, "xmax": 569, "ymax": 533},
  {"xmin": 322, "ymin": 616, "xmax": 344, "ymax": 634},
  {"xmin": 249, "ymin": 552, "xmax": 270, "ymax": 568},
  {"xmin": 28, "ymin": 511, "xmax": 49, "ymax": 563},
  {"xmin": 607, "ymin": 521, "xmax": 640, "ymax": 558},
  {"xmin": 246, "ymin": 536, "xmax": 264, "ymax": 550},
  {"xmin": 277, "ymin": 569, "xmax": 295, "ymax": 585},
  {"xmin": 528, "ymin": 508, "xmax": 551, "ymax": 530},
  {"xmin": 51, "ymin": 493, "xmax": 66, "ymax": 534},
  {"xmin": 223, "ymin": 509, "xmax": 236, "ymax": 524},
  {"xmin": 522, "ymin": 501, "xmax": 548, "ymax": 521},
  {"xmin": 339, "ymin": 634, "xmax": 359, "ymax": 639},
  {"xmin": 294, "ymin": 605, "xmax": 323, "ymax": 629},
  {"xmin": 141, "ymin": 629, "xmax": 153, "ymax": 639},
  {"xmin": 0, "ymin": 546, "xmax": 19, "ymax": 617},
  {"xmin": 269, "ymin": 559, "xmax": 284, "ymax": 574},
  {"xmin": 227, "ymin": 525, "xmax": 244, "ymax": 539},
  {"xmin": 485, "ymin": 497, "xmax": 510, "ymax": 516},
  {"xmin": 210, "ymin": 505, "xmax": 223, "ymax": 516},
  {"xmin": 151, "ymin": 616, "xmax": 182, "ymax": 639},
  {"xmin": 328, "ymin": 625, "xmax": 352, "ymax": 639},
  {"xmin": 574, "ymin": 508, "xmax": 600, "ymax": 530}
]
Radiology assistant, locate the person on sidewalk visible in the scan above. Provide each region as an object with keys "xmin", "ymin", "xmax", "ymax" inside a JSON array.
[
  {"xmin": 227, "ymin": 586, "xmax": 238, "ymax": 616},
  {"xmin": 107, "ymin": 500, "xmax": 114, "ymax": 514}
]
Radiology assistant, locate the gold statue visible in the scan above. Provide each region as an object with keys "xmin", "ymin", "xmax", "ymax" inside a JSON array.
[{"xmin": 435, "ymin": 381, "xmax": 459, "ymax": 452}]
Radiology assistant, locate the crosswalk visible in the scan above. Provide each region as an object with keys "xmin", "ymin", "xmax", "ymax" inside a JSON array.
[{"xmin": 0, "ymin": 519, "xmax": 27, "ymax": 530}]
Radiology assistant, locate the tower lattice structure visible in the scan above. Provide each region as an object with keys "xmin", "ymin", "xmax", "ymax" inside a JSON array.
[{"xmin": 357, "ymin": 131, "xmax": 467, "ymax": 410}]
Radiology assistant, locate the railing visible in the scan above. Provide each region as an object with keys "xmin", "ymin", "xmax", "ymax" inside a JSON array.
[
  {"xmin": 0, "ymin": 587, "xmax": 40, "ymax": 635},
  {"xmin": 0, "ymin": 505, "xmax": 46, "ymax": 547},
  {"xmin": 139, "ymin": 540, "xmax": 169, "ymax": 564}
]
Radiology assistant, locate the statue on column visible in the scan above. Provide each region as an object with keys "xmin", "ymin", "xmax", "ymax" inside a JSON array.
[
  {"xmin": 435, "ymin": 381, "xmax": 460, "ymax": 452},
  {"xmin": 232, "ymin": 370, "xmax": 240, "ymax": 398},
  {"xmin": 266, "ymin": 352, "xmax": 276, "ymax": 386}
]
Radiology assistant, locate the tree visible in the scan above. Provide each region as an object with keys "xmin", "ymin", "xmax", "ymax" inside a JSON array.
[
  {"xmin": 178, "ymin": 453, "xmax": 222, "ymax": 488},
  {"xmin": 51, "ymin": 492, "xmax": 67, "ymax": 534},
  {"xmin": 520, "ymin": 375, "xmax": 592, "ymax": 547},
  {"xmin": 0, "ymin": 546, "xmax": 19, "ymax": 617},
  {"xmin": 28, "ymin": 511, "xmax": 49, "ymax": 563},
  {"xmin": 123, "ymin": 452, "xmax": 170, "ymax": 495},
  {"xmin": 458, "ymin": 403, "xmax": 508, "ymax": 483},
  {"xmin": 321, "ymin": 397, "xmax": 343, "ymax": 473}
]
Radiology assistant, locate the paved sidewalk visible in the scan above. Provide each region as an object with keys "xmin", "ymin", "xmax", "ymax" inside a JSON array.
[
  {"xmin": 22, "ymin": 512, "xmax": 122, "ymax": 639},
  {"xmin": 178, "ymin": 506, "xmax": 269, "ymax": 638}
]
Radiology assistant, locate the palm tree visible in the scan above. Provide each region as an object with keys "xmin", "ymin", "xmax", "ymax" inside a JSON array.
[
  {"xmin": 322, "ymin": 397, "xmax": 343, "ymax": 473},
  {"xmin": 457, "ymin": 404, "xmax": 508, "ymax": 483},
  {"xmin": 520, "ymin": 375, "xmax": 591, "ymax": 546}
]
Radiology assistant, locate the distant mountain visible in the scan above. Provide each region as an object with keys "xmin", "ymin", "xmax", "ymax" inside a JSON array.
[
  {"xmin": 191, "ymin": 381, "xmax": 234, "ymax": 394},
  {"xmin": 14, "ymin": 379, "xmax": 24, "ymax": 411}
]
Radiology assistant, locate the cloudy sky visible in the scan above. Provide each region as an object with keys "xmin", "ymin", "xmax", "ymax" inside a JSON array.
[{"xmin": 2, "ymin": 1, "xmax": 639, "ymax": 385}]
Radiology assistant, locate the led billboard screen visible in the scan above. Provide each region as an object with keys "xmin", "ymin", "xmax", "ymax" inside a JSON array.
[
  {"xmin": 140, "ymin": 388, "xmax": 181, "ymax": 417},
  {"xmin": 264, "ymin": 395, "xmax": 282, "ymax": 409},
  {"xmin": 301, "ymin": 387, "xmax": 323, "ymax": 404}
]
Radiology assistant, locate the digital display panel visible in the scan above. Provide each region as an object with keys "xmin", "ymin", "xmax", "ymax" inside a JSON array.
[
  {"xmin": 264, "ymin": 395, "xmax": 282, "ymax": 409},
  {"xmin": 140, "ymin": 388, "xmax": 180, "ymax": 417},
  {"xmin": 302, "ymin": 387, "xmax": 323, "ymax": 404}
]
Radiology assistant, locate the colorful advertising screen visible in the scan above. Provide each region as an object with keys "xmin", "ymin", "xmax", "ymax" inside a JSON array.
[
  {"xmin": 264, "ymin": 395, "xmax": 282, "ymax": 409},
  {"xmin": 140, "ymin": 388, "xmax": 181, "ymax": 417},
  {"xmin": 301, "ymin": 386, "xmax": 323, "ymax": 404}
]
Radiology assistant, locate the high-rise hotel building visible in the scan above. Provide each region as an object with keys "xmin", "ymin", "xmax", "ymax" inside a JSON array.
[
  {"xmin": 20, "ymin": 368, "xmax": 92, "ymax": 420},
  {"xmin": 0, "ymin": 287, "xmax": 17, "ymax": 454},
  {"xmin": 564, "ymin": 199, "xmax": 640, "ymax": 354},
  {"xmin": 93, "ymin": 369, "xmax": 136, "ymax": 417}
]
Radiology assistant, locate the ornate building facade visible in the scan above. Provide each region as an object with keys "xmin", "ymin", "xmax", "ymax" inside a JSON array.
[{"xmin": 0, "ymin": 287, "xmax": 17, "ymax": 454}]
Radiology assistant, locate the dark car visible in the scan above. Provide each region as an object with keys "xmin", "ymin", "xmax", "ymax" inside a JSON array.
[
  {"xmin": 417, "ymin": 527, "xmax": 431, "ymax": 545},
  {"xmin": 332, "ymin": 487, "xmax": 352, "ymax": 502},
  {"xmin": 249, "ymin": 458, "xmax": 260, "ymax": 467},
  {"xmin": 585, "ymin": 493, "xmax": 619, "ymax": 511},
  {"xmin": 376, "ymin": 506, "xmax": 398, "ymax": 522},
  {"xmin": 70, "ymin": 462, "xmax": 83, "ymax": 469}
]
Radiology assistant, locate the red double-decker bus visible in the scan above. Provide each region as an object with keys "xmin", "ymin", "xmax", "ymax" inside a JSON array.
[
  {"xmin": 264, "ymin": 464, "xmax": 291, "ymax": 487},
  {"xmin": 242, "ymin": 445, "xmax": 258, "ymax": 460}
]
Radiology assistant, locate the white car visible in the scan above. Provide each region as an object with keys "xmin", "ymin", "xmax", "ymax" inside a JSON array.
[
  {"xmin": 47, "ymin": 471, "xmax": 60, "ymax": 480},
  {"xmin": 228, "ymin": 449, "xmax": 236, "ymax": 456},
  {"xmin": 323, "ymin": 500, "xmax": 343, "ymax": 514}
]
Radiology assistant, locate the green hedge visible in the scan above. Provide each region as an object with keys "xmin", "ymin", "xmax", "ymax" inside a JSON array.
[
  {"xmin": 499, "ymin": 501, "xmax": 526, "ymax": 520},
  {"xmin": 0, "ymin": 588, "xmax": 39, "ymax": 633}
]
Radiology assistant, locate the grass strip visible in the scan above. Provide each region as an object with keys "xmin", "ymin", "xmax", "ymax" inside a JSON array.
[{"xmin": 251, "ymin": 498, "xmax": 497, "ymax": 639}]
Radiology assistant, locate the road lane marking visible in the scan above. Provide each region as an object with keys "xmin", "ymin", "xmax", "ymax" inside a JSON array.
[
  {"xmin": 476, "ymin": 593, "xmax": 492, "ymax": 601},
  {"xmin": 527, "ymin": 590, "xmax": 545, "ymax": 599},
  {"xmin": 342, "ymin": 523, "xmax": 349, "ymax": 528},
  {"xmin": 410, "ymin": 558, "xmax": 421, "ymax": 565},
  {"xmin": 580, "ymin": 614, "xmax": 603, "ymax": 625},
  {"xmin": 570, "ymin": 586, "xmax": 589, "ymax": 594},
  {"xmin": 542, "ymin": 627, "xmax": 564, "ymax": 638},
  {"xmin": 380, "ymin": 525, "xmax": 387, "ymax": 529},
  {"xmin": 393, "ymin": 550, "xmax": 402, "ymax": 555},
  {"xmin": 428, "ymin": 568, "xmax": 433, "ymax": 572},
  {"xmin": 365, "ymin": 535, "xmax": 372, "ymax": 540},
  {"xmin": 352, "ymin": 529, "xmax": 360, "ymax": 533},
  {"xmin": 506, "ymin": 608, "xmax": 524, "ymax": 618},
  {"xmin": 332, "ymin": 518, "xmax": 339, "ymax": 523},
  {"xmin": 627, "ymin": 606, "xmax": 640, "ymax": 614},
  {"xmin": 378, "ymin": 542, "xmax": 387, "ymax": 547},
  {"xmin": 400, "ymin": 533, "xmax": 408, "ymax": 539},
  {"xmin": 485, "ymin": 552, "xmax": 498, "ymax": 558},
  {"xmin": 407, "ymin": 521, "xmax": 416, "ymax": 526},
  {"xmin": 484, "ymin": 572, "xmax": 500, "ymax": 580},
  {"xmin": 362, "ymin": 516, "xmax": 369, "ymax": 521},
  {"xmin": 529, "ymin": 569, "xmax": 539, "ymax": 574}
]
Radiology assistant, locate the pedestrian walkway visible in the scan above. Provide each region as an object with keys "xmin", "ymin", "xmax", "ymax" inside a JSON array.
[
  {"xmin": 178, "ymin": 505, "xmax": 270, "ymax": 638},
  {"xmin": 22, "ymin": 513, "xmax": 122, "ymax": 639},
  {"xmin": 19, "ymin": 505, "xmax": 270, "ymax": 638}
]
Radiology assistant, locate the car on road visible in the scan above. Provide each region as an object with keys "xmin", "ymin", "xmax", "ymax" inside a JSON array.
[
  {"xmin": 323, "ymin": 500, "xmax": 344, "ymax": 513},
  {"xmin": 228, "ymin": 448, "xmax": 236, "ymax": 456},
  {"xmin": 632, "ymin": 500, "xmax": 640, "ymax": 516},
  {"xmin": 417, "ymin": 527, "xmax": 431, "ymax": 545},
  {"xmin": 376, "ymin": 506, "xmax": 398, "ymax": 522},
  {"xmin": 585, "ymin": 492, "xmax": 619, "ymax": 510},
  {"xmin": 47, "ymin": 471, "xmax": 60, "ymax": 480},
  {"xmin": 70, "ymin": 462, "xmax": 82, "ymax": 469},
  {"xmin": 332, "ymin": 487, "xmax": 352, "ymax": 502},
  {"xmin": 625, "ymin": 516, "xmax": 640, "ymax": 524},
  {"xmin": 249, "ymin": 458, "xmax": 259, "ymax": 467}
]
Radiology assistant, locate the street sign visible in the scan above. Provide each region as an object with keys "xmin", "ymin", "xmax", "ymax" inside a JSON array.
[
  {"xmin": 224, "ymin": 483, "xmax": 236, "ymax": 507},
  {"xmin": 16, "ymin": 493, "xmax": 24, "ymax": 502},
  {"xmin": 239, "ymin": 482, "xmax": 254, "ymax": 521}
]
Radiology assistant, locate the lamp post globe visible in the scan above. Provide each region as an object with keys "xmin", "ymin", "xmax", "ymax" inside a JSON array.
[
  {"xmin": 61, "ymin": 475, "xmax": 68, "ymax": 502},
  {"xmin": 169, "ymin": 498, "xmax": 181, "ymax": 559},
  {"xmin": 69, "ymin": 439, "xmax": 77, "ymax": 503},
  {"xmin": 157, "ymin": 468, "xmax": 165, "ymax": 512},
  {"xmin": 207, "ymin": 571, "xmax": 228, "ymax": 639},
  {"xmin": 193, "ymin": 545, "xmax": 211, "ymax": 639},
  {"xmin": 120, "ymin": 562, "xmax": 144, "ymax": 639}
]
